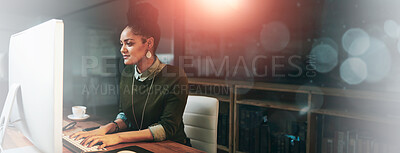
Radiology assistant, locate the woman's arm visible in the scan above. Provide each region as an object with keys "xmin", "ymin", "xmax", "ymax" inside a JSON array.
[
  {"xmin": 116, "ymin": 129, "xmax": 154, "ymax": 142},
  {"xmin": 83, "ymin": 129, "xmax": 153, "ymax": 149},
  {"xmin": 69, "ymin": 119, "xmax": 127, "ymax": 140},
  {"xmin": 156, "ymin": 71, "xmax": 189, "ymax": 141},
  {"xmin": 83, "ymin": 76, "xmax": 188, "ymax": 148}
]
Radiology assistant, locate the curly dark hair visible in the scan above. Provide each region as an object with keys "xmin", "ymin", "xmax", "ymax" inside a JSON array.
[{"xmin": 126, "ymin": 2, "xmax": 161, "ymax": 52}]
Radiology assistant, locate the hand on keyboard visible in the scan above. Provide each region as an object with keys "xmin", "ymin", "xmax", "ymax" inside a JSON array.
[
  {"xmin": 80, "ymin": 134, "xmax": 123, "ymax": 149},
  {"xmin": 69, "ymin": 128, "xmax": 107, "ymax": 141},
  {"xmin": 69, "ymin": 123, "xmax": 123, "ymax": 149},
  {"xmin": 63, "ymin": 135, "xmax": 107, "ymax": 152}
]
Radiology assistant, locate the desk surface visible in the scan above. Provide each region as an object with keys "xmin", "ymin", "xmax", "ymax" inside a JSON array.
[{"xmin": 3, "ymin": 115, "xmax": 204, "ymax": 153}]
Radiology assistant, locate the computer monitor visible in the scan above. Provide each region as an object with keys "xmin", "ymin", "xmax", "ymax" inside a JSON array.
[{"xmin": 2, "ymin": 19, "xmax": 64, "ymax": 153}]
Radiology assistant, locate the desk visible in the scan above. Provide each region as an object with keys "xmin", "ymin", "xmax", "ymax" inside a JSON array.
[{"xmin": 3, "ymin": 116, "xmax": 204, "ymax": 153}]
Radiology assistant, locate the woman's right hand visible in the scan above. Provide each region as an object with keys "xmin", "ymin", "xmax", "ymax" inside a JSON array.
[
  {"xmin": 69, "ymin": 128, "xmax": 108, "ymax": 140},
  {"xmin": 69, "ymin": 120, "xmax": 124, "ymax": 141}
]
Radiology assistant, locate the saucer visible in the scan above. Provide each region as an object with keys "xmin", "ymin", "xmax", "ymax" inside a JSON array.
[{"xmin": 67, "ymin": 114, "xmax": 90, "ymax": 121}]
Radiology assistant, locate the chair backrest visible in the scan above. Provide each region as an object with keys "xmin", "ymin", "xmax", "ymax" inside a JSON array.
[{"xmin": 183, "ymin": 95, "xmax": 219, "ymax": 153}]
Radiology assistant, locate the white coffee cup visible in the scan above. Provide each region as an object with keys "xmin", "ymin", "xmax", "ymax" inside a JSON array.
[{"xmin": 72, "ymin": 106, "xmax": 86, "ymax": 118}]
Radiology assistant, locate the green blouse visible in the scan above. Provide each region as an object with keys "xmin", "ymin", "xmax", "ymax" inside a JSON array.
[{"xmin": 117, "ymin": 58, "xmax": 189, "ymax": 144}]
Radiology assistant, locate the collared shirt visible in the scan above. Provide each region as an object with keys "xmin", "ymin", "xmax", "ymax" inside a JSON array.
[{"xmin": 134, "ymin": 57, "xmax": 162, "ymax": 81}]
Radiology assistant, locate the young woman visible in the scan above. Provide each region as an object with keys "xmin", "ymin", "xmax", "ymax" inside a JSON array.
[{"xmin": 70, "ymin": 3, "xmax": 190, "ymax": 149}]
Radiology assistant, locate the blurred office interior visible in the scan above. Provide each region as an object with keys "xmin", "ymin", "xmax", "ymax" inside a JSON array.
[{"xmin": 1, "ymin": 0, "xmax": 400, "ymax": 152}]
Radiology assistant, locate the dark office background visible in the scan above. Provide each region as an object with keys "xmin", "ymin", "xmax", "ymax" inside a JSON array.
[{"xmin": 0, "ymin": 0, "xmax": 400, "ymax": 119}]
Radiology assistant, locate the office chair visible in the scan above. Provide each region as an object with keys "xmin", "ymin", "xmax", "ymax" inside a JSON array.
[{"xmin": 183, "ymin": 95, "xmax": 219, "ymax": 153}]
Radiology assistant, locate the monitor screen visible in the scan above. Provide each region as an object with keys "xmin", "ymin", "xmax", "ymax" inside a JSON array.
[{"xmin": 8, "ymin": 19, "xmax": 64, "ymax": 153}]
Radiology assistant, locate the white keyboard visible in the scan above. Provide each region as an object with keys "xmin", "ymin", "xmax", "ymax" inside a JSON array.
[{"xmin": 63, "ymin": 135, "xmax": 107, "ymax": 153}]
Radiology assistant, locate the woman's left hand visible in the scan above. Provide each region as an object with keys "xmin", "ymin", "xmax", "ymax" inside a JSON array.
[{"xmin": 81, "ymin": 134, "xmax": 122, "ymax": 149}]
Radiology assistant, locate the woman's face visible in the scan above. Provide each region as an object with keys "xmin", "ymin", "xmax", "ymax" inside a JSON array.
[{"xmin": 120, "ymin": 27, "xmax": 149, "ymax": 65}]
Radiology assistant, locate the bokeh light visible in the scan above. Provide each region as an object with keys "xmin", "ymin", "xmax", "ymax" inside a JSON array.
[
  {"xmin": 260, "ymin": 21, "xmax": 290, "ymax": 52},
  {"xmin": 342, "ymin": 28, "xmax": 370, "ymax": 56},
  {"xmin": 340, "ymin": 57, "xmax": 368, "ymax": 85},
  {"xmin": 200, "ymin": 0, "xmax": 242, "ymax": 14},
  {"xmin": 312, "ymin": 37, "xmax": 339, "ymax": 51},
  {"xmin": 384, "ymin": 20, "xmax": 399, "ymax": 39},
  {"xmin": 360, "ymin": 38, "xmax": 391, "ymax": 83},
  {"xmin": 309, "ymin": 44, "xmax": 338, "ymax": 73},
  {"xmin": 224, "ymin": 0, "xmax": 240, "ymax": 9}
]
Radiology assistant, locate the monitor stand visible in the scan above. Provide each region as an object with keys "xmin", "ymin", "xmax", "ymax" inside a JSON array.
[
  {"xmin": 0, "ymin": 84, "xmax": 21, "ymax": 151},
  {"xmin": 2, "ymin": 146, "xmax": 40, "ymax": 153},
  {"xmin": 0, "ymin": 84, "xmax": 40, "ymax": 153}
]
